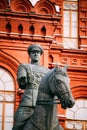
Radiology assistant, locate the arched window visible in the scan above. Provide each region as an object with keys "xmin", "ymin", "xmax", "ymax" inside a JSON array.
[
  {"xmin": 48, "ymin": 55, "xmax": 54, "ymax": 69},
  {"xmin": 0, "ymin": 67, "xmax": 15, "ymax": 130},
  {"xmin": 41, "ymin": 26, "xmax": 46, "ymax": 36},
  {"xmin": 29, "ymin": 25, "xmax": 34, "ymax": 35},
  {"xmin": 18, "ymin": 24, "xmax": 23, "ymax": 34},
  {"xmin": 66, "ymin": 99, "xmax": 87, "ymax": 129},
  {"xmin": 6, "ymin": 22, "xmax": 11, "ymax": 33},
  {"xmin": 49, "ymin": 55, "xmax": 53, "ymax": 63}
]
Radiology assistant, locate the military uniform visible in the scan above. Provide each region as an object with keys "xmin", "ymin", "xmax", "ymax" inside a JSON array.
[{"xmin": 12, "ymin": 63, "xmax": 49, "ymax": 130}]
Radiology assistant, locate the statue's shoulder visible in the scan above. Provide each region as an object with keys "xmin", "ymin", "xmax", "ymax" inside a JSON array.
[
  {"xmin": 36, "ymin": 66, "xmax": 50, "ymax": 74},
  {"xmin": 18, "ymin": 63, "xmax": 32, "ymax": 72},
  {"xmin": 18, "ymin": 63, "xmax": 50, "ymax": 74},
  {"xmin": 18, "ymin": 63, "xmax": 31, "ymax": 68},
  {"xmin": 40, "ymin": 66, "xmax": 50, "ymax": 71}
]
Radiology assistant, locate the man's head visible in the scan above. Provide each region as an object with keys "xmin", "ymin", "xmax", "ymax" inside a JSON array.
[
  {"xmin": 28, "ymin": 44, "xmax": 44, "ymax": 64},
  {"xmin": 28, "ymin": 44, "xmax": 44, "ymax": 56}
]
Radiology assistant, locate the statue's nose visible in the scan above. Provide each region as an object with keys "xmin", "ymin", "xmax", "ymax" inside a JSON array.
[{"xmin": 68, "ymin": 99, "xmax": 75, "ymax": 108}]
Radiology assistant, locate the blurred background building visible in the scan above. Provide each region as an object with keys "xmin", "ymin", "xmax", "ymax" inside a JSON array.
[{"xmin": 0, "ymin": 0, "xmax": 87, "ymax": 129}]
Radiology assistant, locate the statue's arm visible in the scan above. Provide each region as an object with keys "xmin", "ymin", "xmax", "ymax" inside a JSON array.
[{"xmin": 17, "ymin": 64, "xmax": 27, "ymax": 89}]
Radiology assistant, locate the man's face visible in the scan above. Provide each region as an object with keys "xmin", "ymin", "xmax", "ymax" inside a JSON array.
[{"xmin": 30, "ymin": 50, "xmax": 41, "ymax": 62}]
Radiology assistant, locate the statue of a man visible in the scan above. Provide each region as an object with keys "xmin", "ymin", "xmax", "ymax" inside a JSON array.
[{"xmin": 12, "ymin": 44, "xmax": 49, "ymax": 130}]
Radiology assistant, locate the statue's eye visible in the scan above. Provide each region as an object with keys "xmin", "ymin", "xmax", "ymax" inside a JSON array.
[{"xmin": 56, "ymin": 80, "xmax": 61, "ymax": 84}]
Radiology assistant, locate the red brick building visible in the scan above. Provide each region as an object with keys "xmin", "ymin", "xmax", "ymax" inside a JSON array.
[{"xmin": 0, "ymin": 0, "xmax": 87, "ymax": 130}]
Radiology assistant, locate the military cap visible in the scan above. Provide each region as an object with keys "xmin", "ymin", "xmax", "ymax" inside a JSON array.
[{"xmin": 28, "ymin": 44, "xmax": 44, "ymax": 55}]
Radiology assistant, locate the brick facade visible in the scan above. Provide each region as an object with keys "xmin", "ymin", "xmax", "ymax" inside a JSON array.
[{"xmin": 0, "ymin": 0, "xmax": 87, "ymax": 129}]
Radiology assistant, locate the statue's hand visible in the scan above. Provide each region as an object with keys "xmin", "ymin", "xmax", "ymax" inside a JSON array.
[
  {"xmin": 19, "ymin": 77, "xmax": 27, "ymax": 84},
  {"xmin": 18, "ymin": 77, "xmax": 27, "ymax": 89}
]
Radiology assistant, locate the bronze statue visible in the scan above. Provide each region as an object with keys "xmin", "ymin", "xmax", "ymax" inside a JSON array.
[
  {"xmin": 12, "ymin": 44, "xmax": 49, "ymax": 130},
  {"xmin": 23, "ymin": 64, "xmax": 75, "ymax": 130}
]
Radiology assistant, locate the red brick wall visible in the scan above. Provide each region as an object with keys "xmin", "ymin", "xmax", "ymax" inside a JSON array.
[{"xmin": 0, "ymin": 0, "xmax": 87, "ymax": 128}]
